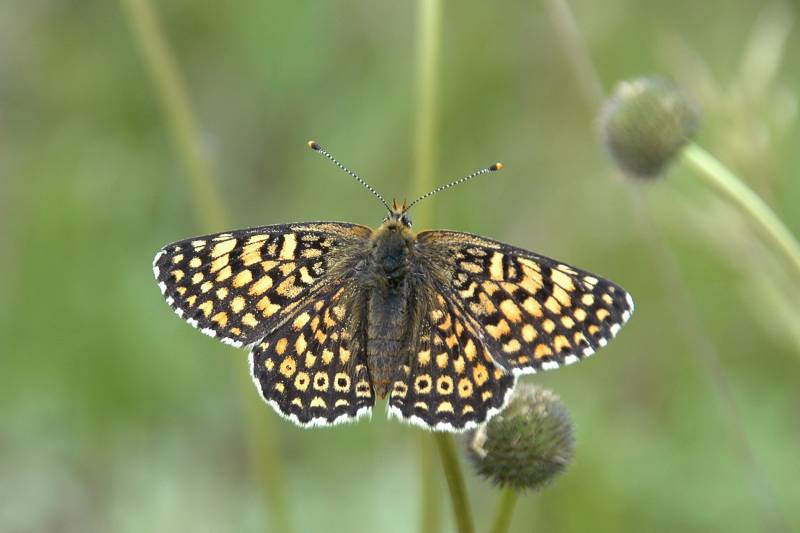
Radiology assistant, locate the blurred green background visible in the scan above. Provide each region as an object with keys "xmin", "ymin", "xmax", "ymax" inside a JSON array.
[{"xmin": 2, "ymin": 1, "xmax": 799, "ymax": 532}]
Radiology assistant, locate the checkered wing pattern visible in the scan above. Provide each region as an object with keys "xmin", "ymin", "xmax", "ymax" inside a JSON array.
[
  {"xmin": 152, "ymin": 222, "xmax": 371, "ymax": 348},
  {"xmin": 417, "ymin": 231, "xmax": 634, "ymax": 375},
  {"xmin": 249, "ymin": 287, "xmax": 374, "ymax": 427},
  {"xmin": 387, "ymin": 294, "xmax": 515, "ymax": 431}
]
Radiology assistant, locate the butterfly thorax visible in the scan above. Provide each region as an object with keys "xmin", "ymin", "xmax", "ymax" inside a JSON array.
[{"xmin": 365, "ymin": 218, "xmax": 417, "ymax": 398}]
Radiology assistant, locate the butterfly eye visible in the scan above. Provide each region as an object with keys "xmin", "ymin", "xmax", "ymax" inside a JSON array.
[{"xmin": 401, "ymin": 214, "xmax": 412, "ymax": 227}]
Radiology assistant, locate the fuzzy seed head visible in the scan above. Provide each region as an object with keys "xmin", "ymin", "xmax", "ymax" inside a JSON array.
[
  {"xmin": 599, "ymin": 75, "xmax": 699, "ymax": 178},
  {"xmin": 467, "ymin": 384, "xmax": 574, "ymax": 491}
]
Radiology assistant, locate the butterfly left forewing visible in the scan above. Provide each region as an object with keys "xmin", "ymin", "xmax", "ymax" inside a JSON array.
[
  {"xmin": 153, "ymin": 222, "xmax": 372, "ymax": 347},
  {"xmin": 417, "ymin": 230, "xmax": 633, "ymax": 375}
]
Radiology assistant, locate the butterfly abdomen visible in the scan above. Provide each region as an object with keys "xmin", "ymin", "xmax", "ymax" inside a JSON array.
[{"xmin": 364, "ymin": 222, "xmax": 417, "ymax": 398}]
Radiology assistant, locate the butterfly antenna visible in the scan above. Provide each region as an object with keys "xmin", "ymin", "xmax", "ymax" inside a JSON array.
[
  {"xmin": 404, "ymin": 162, "xmax": 503, "ymax": 212},
  {"xmin": 308, "ymin": 140, "xmax": 391, "ymax": 211}
]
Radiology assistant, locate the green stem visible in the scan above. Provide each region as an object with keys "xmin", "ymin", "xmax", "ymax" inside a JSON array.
[
  {"xmin": 120, "ymin": 2, "xmax": 292, "ymax": 532},
  {"xmin": 434, "ymin": 433, "xmax": 475, "ymax": 533},
  {"xmin": 411, "ymin": 0, "xmax": 442, "ymax": 228},
  {"xmin": 681, "ymin": 142, "xmax": 800, "ymax": 279},
  {"xmin": 489, "ymin": 488, "xmax": 519, "ymax": 533},
  {"xmin": 419, "ymin": 431, "xmax": 441, "ymax": 533}
]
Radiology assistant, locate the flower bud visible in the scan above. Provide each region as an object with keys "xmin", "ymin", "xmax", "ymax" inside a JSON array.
[
  {"xmin": 599, "ymin": 75, "xmax": 699, "ymax": 178},
  {"xmin": 467, "ymin": 384, "xmax": 574, "ymax": 491}
]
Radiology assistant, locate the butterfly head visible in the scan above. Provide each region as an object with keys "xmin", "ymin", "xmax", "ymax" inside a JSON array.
[{"xmin": 383, "ymin": 199, "xmax": 413, "ymax": 229}]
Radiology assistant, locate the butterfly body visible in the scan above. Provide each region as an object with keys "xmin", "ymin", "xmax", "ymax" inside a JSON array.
[{"xmin": 154, "ymin": 200, "xmax": 633, "ymax": 431}]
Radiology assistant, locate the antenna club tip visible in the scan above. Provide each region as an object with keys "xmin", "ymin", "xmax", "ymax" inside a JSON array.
[
  {"xmin": 490, "ymin": 162, "xmax": 504, "ymax": 171},
  {"xmin": 308, "ymin": 140, "xmax": 321, "ymax": 151}
]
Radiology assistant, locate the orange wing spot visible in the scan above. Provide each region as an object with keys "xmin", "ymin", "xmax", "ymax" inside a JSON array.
[
  {"xmin": 229, "ymin": 326, "xmax": 242, "ymax": 335},
  {"xmin": 503, "ymin": 339, "xmax": 521, "ymax": 353},
  {"xmin": 436, "ymin": 352, "xmax": 449, "ymax": 368},
  {"xmin": 602, "ymin": 293, "xmax": 614, "ymax": 305},
  {"xmin": 292, "ymin": 312, "xmax": 311, "ymax": 331},
  {"xmin": 276, "ymin": 276, "xmax": 303, "ymax": 298},
  {"xmin": 260, "ymin": 260, "xmax": 278, "ymax": 272},
  {"xmin": 522, "ymin": 296, "xmax": 544, "ymax": 317},
  {"xmin": 478, "ymin": 292, "xmax": 497, "ymax": 314},
  {"xmin": 486, "ymin": 319, "xmax": 511, "ymax": 340},
  {"xmin": 574, "ymin": 308, "xmax": 587, "ymax": 321},
  {"xmin": 550, "ymin": 269, "xmax": 576, "ymax": 291},
  {"xmin": 198, "ymin": 300, "xmax": 213, "ymax": 317},
  {"xmin": 273, "ymin": 382, "xmax": 285, "ymax": 393},
  {"xmin": 294, "ymin": 372, "xmax": 310, "ymax": 391},
  {"xmin": 321, "ymin": 349, "xmax": 334, "ymax": 365},
  {"xmin": 436, "ymin": 376, "xmax": 454, "ymax": 395},
  {"xmin": 464, "ymin": 339, "xmax": 478, "ymax": 361},
  {"xmin": 248, "ymin": 275, "xmax": 273, "ymax": 296},
  {"xmin": 310, "ymin": 397, "xmax": 326, "ymax": 408},
  {"xmin": 460, "ymin": 261, "xmax": 483, "ymax": 274},
  {"xmin": 264, "ymin": 357, "xmax": 275, "ymax": 371},
  {"xmin": 191, "ymin": 272, "xmax": 204, "ymax": 285},
  {"xmin": 482, "ymin": 280, "xmax": 500, "ymax": 295},
  {"xmin": 230, "ymin": 296, "xmax": 245, "ymax": 314},
  {"xmin": 216, "ymin": 265, "xmax": 232, "ymax": 282},
  {"xmin": 581, "ymin": 294, "xmax": 595, "ymax": 306},
  {"xmin": 232, "ymin": 269, "xmax": 253, "ymax": 288},
  {"xmin": 561, "ymin": 316, "xmax": 576, "ymax": 329},
  {"xmin": 416, "ymin": 349, "xmax": 431, "ymax": 366},
  {"xmin": 473, "ymin": 364, "xmax": 489, "ymax": 386},
  {"xmin": 176, "ymin": 287, "xmax": 187, "ymax": 295},
  {"xmin": 200, "ymin": 281, "xmax": 213, "ymax": 293},
  {"xmin": 517, "ymin": 355, "xmax": 530, "ymax": 365},
  {"xmin": 534, "ymin": 344, "xmax": 553, "ymax": 358},
  {"xmin": 256, "ymin": 295, "xmax": 280, "ymax": 317},
  {"xmin": 414, "ymin": 374, "xmax": 433, "ymax": 394},
  {"xmin": 209, "ymin": 254, "xmax": 229, "ymax": 273},
  {"xmin": 453, "ymin": 356, "xmax": 465, "ymax": 374},
  {"xmin": 445, "ymin": 335, "xmax": 458, "ymax": 349},
  {"xmin": 294, "ymin": 333, "xmax": 307, "ymax": 355},
  {"xmin": 436, "ymin": 401, "xmax": 455, "ymax": 413},
  {"xmin": 588, "ymin": 324, "xmax": 600, "ymax": 335},
  {"xmin": 339, "ymin": 347, "xmax": 351, "ymax": 365},
  {"xmin": 299, "ymin": 266, "xmax": 315, "ymax": 285},
  {"xmin": 553, "ymin": 335, "xmax": 571, "ymax": 353},
  {"xmin": 553, "ymin": 285, "xmax": 572, "ymax": 307},
  {"xmin": 241, "ymin": 241, "xmax": 264, "ymax": 266},
  {"xmin": 189, "ymin": 257, "xmax": 202, "ymax": 268},
  {"xmin": 211, "ymin": 239, "xmax": 237, "ymax": 258},
  {"xmin": 241, "ymin": 313, "xmax": 258, "ymax": 327},
  {"xmin": 215, "ymin": 287, "xmax": 228, "ymax": 300},
  {"xmin": 171, "ymin": 253, "xmax": 184, "ymax": 264},
  {"xmin": 481, "ymin": 390, "xmax": 493, "ymax": 401},
  {"xmin": 275, "ymin": 338, "xmax": 289, "ymax": 355},
  {"xmin": 462, "ymin": 405, "xmax": 475, "ymax": 414},
  {"xmin": 211, "ymin": 311, "xmax": 228, "ymax": 327},
  {"xmin": 279, "ymin": 233, "xmax": 297, "ymax": 260},
  {"xmin": 457, "ymin": 378, "xmax": 473, "ymax": 398},
  {"xmin": 279, "ymin": 356, "xmax": 296, "ymax": 378},
  {"xmin": 185, "ymin": 295, "xmax": 197, "ymax": 307},
  {"xmin": 542, "ymin": 319, "xmax": 556, "ymax": 333},
  {"xmin": 596, "ymin": 308, "xmax": 610, "ymax": 321},
  {"xmin": 522, "ymin": 323, "xmax": 537, "ymax": 342},
  {"xmin": 499, "ymin": 299, "xmax": 522, "ymax": 323},
  {"xmin": 544, "ymin": 296, "xmax": 561, "ymax": 314},
  {"xmin": 489, "ymin": 252, "xmax": 504, "ymax": 281}
]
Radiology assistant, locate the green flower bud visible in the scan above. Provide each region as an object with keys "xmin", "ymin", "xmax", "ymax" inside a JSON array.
[
  {"xmin": 599, "ymin": 75, "xmax": 699, "ymax": 178},
  {"xmin": 467, "ymin": 384, "xmax": 574, "ymax": 491}
]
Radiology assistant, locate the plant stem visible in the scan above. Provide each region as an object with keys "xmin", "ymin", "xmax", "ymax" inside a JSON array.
[
  {"xmin": 120, "ymin": 0, "xmax": 225, "ymax": 230},
  {"xmin": 419, "ymin": 431, "xmax": 441, "ymax": 533},
  {"xmin": 411, "ymin": 0, "xmax": 442, "ymax": 228},
  {"xmin": 434, "ymin": 433, "xmax": 475, "ymax": 533},
  {"xmin": 489, "ymin": 488, "xmax": 518, "ymax": 533},
  {"xmin": 681, "ymin": 142, "xmax": 800, "ymax": 280},
  {"xmin": 120, "ymin": 2, "xmax": 292, "ymax": 532}
]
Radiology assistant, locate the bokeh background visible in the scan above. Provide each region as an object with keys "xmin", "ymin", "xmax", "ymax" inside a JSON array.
[{"xmin": 2, "ymin": 1, "xmax": 799, "ymax": 532}]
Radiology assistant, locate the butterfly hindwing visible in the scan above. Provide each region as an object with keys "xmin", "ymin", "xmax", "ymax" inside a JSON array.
[
  {"xmin": 387, "ymin": 294, "xmax": 515, "ymax": 432},
  {"xmin": 417, "ymin": 230, "xmax": 634, "ymax": 374},
  {"xmin": 249, "ymin": 286, "xmax": 374, "ymax": 427},
  {"xmin": 152, "ymin": 222, "xmax": 372, "ymax": 347}
]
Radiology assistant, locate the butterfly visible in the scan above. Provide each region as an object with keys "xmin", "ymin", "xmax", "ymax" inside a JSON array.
[{"xmin": 153, "ymin": 141, "xmax": 633, "ymax": 432}]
